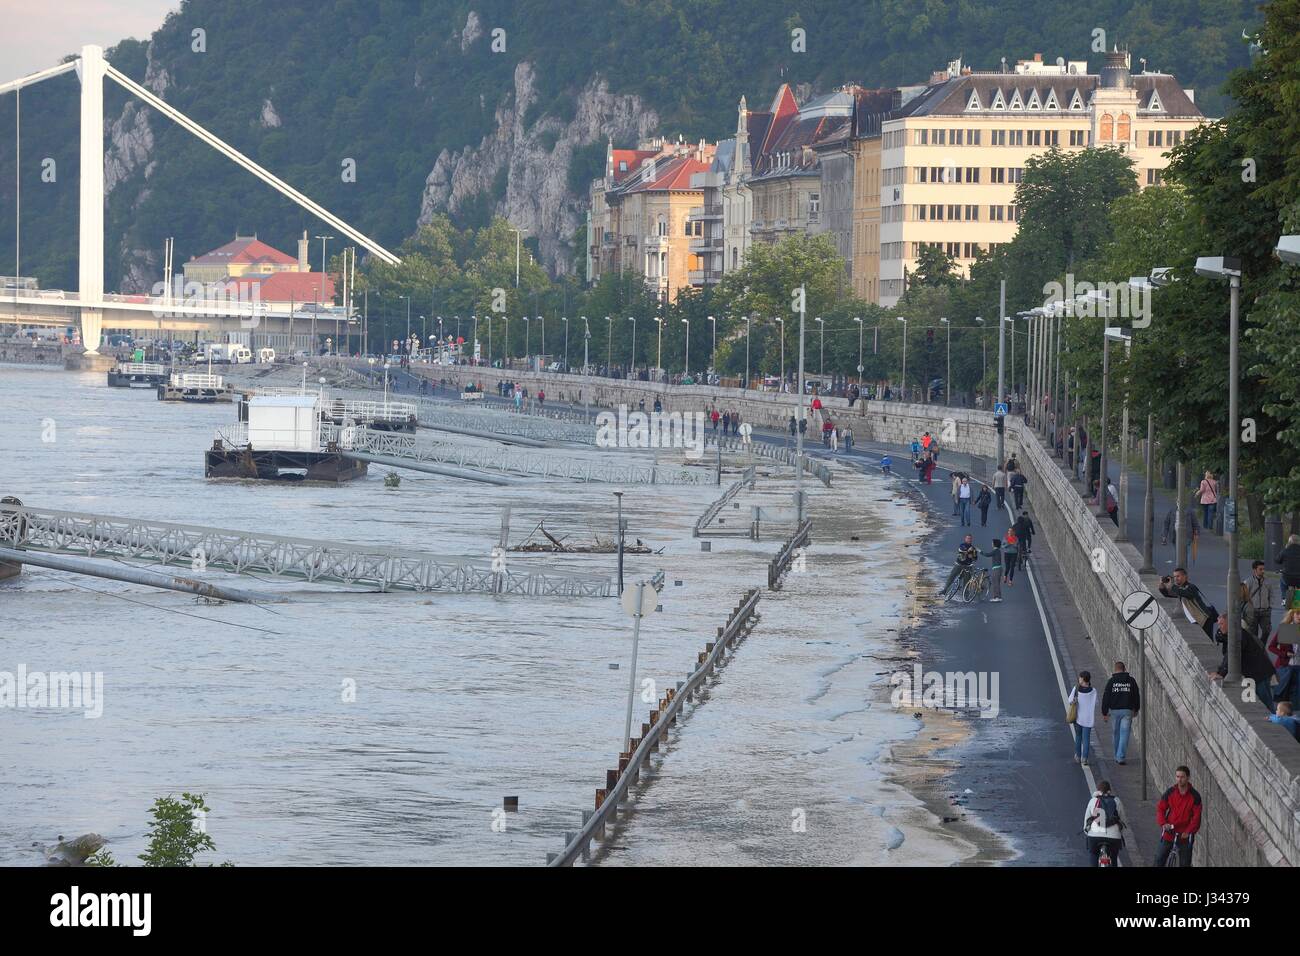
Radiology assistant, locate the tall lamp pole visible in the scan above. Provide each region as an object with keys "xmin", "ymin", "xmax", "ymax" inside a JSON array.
[
  {"xmin": 1196, "ymin": 256, "xmax": 1243, "ymax": 682},
  {"xmin": 628, "ymin": 316, "xmax": 637, "ymax": 377},
  {"xmin": 707, "ymin": 314, "xmax": 716, "ymax": 377},
  {"xmin": 815, "ymin": 316, "xmax": 825, "ymax": 378},
  {"xmin": 940, "ymin": 317, "xmax": 951, "ymax": 405},
  {"xmin": 682, "ymin": 317, "xmax": 690, "ymax": 377},
  {"xmin": 853, "ymin": 316, "xmax": 863, "ymax": 386},
  {"xmin": 896, "ymin": 316, "xmax": 908, "ymax": 401}
]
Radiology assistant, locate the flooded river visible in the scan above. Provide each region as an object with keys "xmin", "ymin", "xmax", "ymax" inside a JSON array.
[{"xmin": 0, "ymin": 364, "xmax": 981, "ymax": 865}]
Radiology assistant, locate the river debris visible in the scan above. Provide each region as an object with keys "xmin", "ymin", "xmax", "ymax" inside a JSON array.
[
  {"xmin": 509, "ymin": 520, "xmax": 655, "ymax": 554},
  {"xmin": 40, "ymin": 833, "xmax": 106, "ymax": 866}
]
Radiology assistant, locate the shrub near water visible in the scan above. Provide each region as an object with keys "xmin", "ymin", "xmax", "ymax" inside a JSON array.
[{"xmin": 87, "ymin": 793, "xmax": 231, "ymax": 867}]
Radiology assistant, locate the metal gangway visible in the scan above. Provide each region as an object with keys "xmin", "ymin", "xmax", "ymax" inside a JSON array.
[
  {"xmin": 333, "ymin": 426, "xmax": 711, "ymax": 485},
  {"xmin": 0, "ymin": 504, "xmax": 612, "ymax": 597}
]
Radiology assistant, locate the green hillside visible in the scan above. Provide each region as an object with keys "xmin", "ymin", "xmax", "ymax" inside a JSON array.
[{"xmin": 0, "ymin": 0, "xmax": 1260, "ymax": 291}]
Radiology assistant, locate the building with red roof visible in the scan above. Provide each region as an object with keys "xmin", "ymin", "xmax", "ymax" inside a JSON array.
[{"xmin": 587, "ymin": 137, "xmax": 717, "ymax": 305}]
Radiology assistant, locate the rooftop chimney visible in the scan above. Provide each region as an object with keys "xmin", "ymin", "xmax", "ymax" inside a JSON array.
[{"xmin": 297, "ymin": 231, "xmax": 309, "ymax": 272}]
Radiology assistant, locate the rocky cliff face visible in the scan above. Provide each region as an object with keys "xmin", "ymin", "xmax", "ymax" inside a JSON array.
[
  {"xmin": 418, "ymin": 59, "xmax": 659, "ymax": 276},
  {"xmin": 106, "ymin": 41, "xmax": 171, "ymax": 292}
]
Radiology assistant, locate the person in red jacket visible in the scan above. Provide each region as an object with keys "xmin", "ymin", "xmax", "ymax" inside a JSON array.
[{"xmin": 1154, "ymin": 766, "xmax": 1202, "ymax": 867}]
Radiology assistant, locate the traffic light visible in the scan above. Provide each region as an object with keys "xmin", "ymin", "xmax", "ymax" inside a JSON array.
[
  {"xmin": 926, "ymin": 328, "xmax": 935, "ymax": 347},
  {"xmin": 995, "ymin": 415, "xmax": 1005, "ymax": 435}
]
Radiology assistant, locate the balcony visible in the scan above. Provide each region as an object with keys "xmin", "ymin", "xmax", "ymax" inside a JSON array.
[
  {"xmin": 701, "ymin": 203, "xmax": 723, "ymax": 219},
  {"xmin": 688, "ymin": 269, "xmax": 724, "ymax": 285},
  {"xmin": 689, "ymin": 236, "xmax": 724, "ymax": 253}
]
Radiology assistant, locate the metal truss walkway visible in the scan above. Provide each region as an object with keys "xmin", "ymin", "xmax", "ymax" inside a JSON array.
[
  {"xmin": 0, "ymin": 504, "xmax": 612, "ymax": 598},
  {"xmin": 334, "ymin": 426, "xmax": 710, "ymax": 485}
]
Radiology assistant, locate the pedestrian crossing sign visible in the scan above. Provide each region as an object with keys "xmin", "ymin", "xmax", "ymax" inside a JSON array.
[{"xmin": 994, "ymin": 403, "xmax": 1009, "ymax": 416}]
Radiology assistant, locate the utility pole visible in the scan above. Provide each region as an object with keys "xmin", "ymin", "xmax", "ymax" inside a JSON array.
[
  {"xmin": 795, "ymin": 287, "xmax": 806, "ymax": 523},
  {"xmin": 997, "ymin": 281, "xmax": 1006, "ymax": 468}
]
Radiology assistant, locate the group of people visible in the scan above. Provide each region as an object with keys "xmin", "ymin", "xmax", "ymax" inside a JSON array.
[
  {"xmin": 497, "ymin": 380, "xmax": 545, "ymax": 411},
  {"xmin": 707, "ymin": 407, "xmax": 744, "ymax": 436},
  {"xmin": 910, "ymin": 431, "xmax": 941, "ymax": 483}
]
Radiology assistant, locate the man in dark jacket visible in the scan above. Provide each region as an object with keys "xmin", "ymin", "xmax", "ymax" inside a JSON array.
[
  {"xmin": 1009, "ymin": 470, "xmax": 1028, "ymax": 511},
  {"xmin": 1159, "ymin": 568, "xmax": 1217, "ymax": 640},
  {"xmin": 1276, "ymin": 534, "xmax": 1300, "ymax": 593},
  {"xmin": 1012, "ymin": 510, "xmax": 1035, "ymax": 556},
  {"xmin": 1101, "ymin": 662, "xmax": 1141, "ymax": 764},
  {"xmin": 1155, "ymin": 767, "xmax": 1202, "ymax": 867},
  {"xmin": 1210, "ymin": 614, "xmax": 1276, "ymax": 710}
]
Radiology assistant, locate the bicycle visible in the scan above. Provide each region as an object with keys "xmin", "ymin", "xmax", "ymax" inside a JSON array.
[
  {"xmin": 963, "ymin": 567, "xmax": 991, "ymax": 603},
  {"xmin": 944, "ymin": 565, "xmax": 975, "ymax": 602}
]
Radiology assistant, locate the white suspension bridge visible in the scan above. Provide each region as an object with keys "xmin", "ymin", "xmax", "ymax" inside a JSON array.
[{"xmin": 0, "ymin": 45, "xmax": 399, "ymax": 364}]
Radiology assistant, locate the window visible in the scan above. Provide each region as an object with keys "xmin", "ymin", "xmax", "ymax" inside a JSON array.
[
  {"xmin": 1070, "ymin": 129, "xmax": 1087, "ymax": 147},
  {"xmin": 808, "ymin": 193, "xmax": 820, "ymax": 218},
  {"xmin": 963, "ymin": 242, "xmax": 980, "ymax": 259},
  {"xmin": 968, "ymin": 129, "xmax": 982, "ymax": 146},
  {"xmin": 1146, "ymin": 168, "xmax": 1163, "ymax": 186},
  {"xmin": 930, "ymin": 204, "xmax": 944, "ymax": 220},
  {"xmin": 952, "ymin": 128, "xmax": 964, "ymax": 145},
  {"xmin": 966, "ymin": 167, "xmax": 980, "ymax": 183},
  {"xmin": 990, "ymin": 205, "xmax": 1005, "ymax": 222},
  {"xmin": 1010, "ymin": 167, "xmax": 1024, "ymax": 183},
  {"xmin": 991, "ymin": 129, "xmax": 1006, "ymax": 146},
  {"xmin": 657, "ymin": 216, "xmax": 667, "ymax": 237},
  {"xmin": 916, "ymin": 128, "xmax": 929, "ymax": 145},
  {"xmin": 618, "ymin": 160, "xmax": 628, "ymax": 172},
  {"xmin": 1117, "ymin": 113, "xmax": 1131, "ymax": 142},
  {"xmin": 1027, "ymin": 130, "xmax": 1042, "ymax": 146},
  {"xmin": 1046, "ymin": 130, "xmax": 1059, "ymax": 146},
  {"xmin": 917, "ymin": 166, "xmax": 929, "ymax": 183},
  {"xmin": 965, "ymin": 204, "xmax": 979, "ymax": 221},
  {"xmin": 934, "ymin": 128, "xmax": 946, "ymax": 145},
  {"xmin": 1009, "ymin": 129, "xmax": 1024, "ymax": 146},
  {"xmin": 946, "ymin": 242, "xmax": 961, "ymax": 258},
  {"xmin": 1100, "ymin": 114, "xmax": 1114, "ymax": 141},
  {"xmin": 947, "ymin": 204, "xmax": 961, "ymax": 220},
  {"xmin": 991, "ymin": 167, "xmax": 1006, "ymax": 184},
  {"xmin": 1010, "ymin": 204, "xmax": 1023, "ymax": 222},
  {"xmin": 913, "ymin": 204, "xmax": 927, "ymax": 221}
]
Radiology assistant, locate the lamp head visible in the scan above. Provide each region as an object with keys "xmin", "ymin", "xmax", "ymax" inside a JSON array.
[
  {"xmin": 1276, "ymin": 236, "xmax": 1300, "ymax": 266},
  {"xmin": 1194, "ymin": 256, "xmax": 1242, "ymax": 280}
]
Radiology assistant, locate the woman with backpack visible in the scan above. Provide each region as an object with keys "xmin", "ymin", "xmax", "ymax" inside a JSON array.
[
  {"xmin": 1068, "ymin": 671, "xmax": 1098, "ymax": 767},
  {"xmin": 1083, "ymin": 781, "xmax": 1125, "ymax": 866}
]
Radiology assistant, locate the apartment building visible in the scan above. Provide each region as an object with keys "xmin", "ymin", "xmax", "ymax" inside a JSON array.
[
  {"xmin": 877, "ymin": 50, "xmax": 1207, "ymax": 305},
  {"xmin": 587, "ymin": 138, "xmax": 716, "ymax": 302}
]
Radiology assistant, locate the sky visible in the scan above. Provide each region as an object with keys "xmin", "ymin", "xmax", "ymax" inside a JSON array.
[{"xmin": 0, "ymin": 0, "xmax": 178, "ymax": 77}]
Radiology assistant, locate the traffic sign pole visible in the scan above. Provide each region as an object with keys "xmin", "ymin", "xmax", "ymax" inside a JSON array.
[
  {"xmin": 1140, "ymin": 627, "xmax": 1147, "ymax": 801},
  {"xmin": 623, "ymin": 581, "xmax": 646, "ymax": 752}
]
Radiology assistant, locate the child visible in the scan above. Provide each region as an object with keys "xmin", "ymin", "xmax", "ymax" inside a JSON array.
[{"xmin": 880, "ymin": 454, "xmax": 892, "ymax": 475}]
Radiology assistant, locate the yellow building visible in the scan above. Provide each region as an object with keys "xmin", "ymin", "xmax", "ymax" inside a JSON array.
[
  {"xmin": 876, "ymin": 51, "xmax": 1208, "ymax": 305},
  {"xmin": 183, "ymin": 231, "xmax": 312, "ymax": 284}
]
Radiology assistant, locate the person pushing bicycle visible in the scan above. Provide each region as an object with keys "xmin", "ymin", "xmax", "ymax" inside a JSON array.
[{"xmin": 942, "ymin": 535, "xmax": 979, "ymax": 597}]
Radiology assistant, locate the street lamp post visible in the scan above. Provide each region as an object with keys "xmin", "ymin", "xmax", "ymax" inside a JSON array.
[
  {"xmin": 681, "ymin": 317, "xmax": 690, "ymax": 377},
  {"xmin": 605, "ymin": 316, "xmax": 613, "ymax": 372},
  {"xmin": 628, "ymin": 316, "xmax": 637, "ymax": 377},
  {"xmin": 654, "ymin": 315, "xmax": 663, "ymax": 380},
  {"xmin": 523, "ymin": 316, "xmax": 530, "ymax": 367},
  {"xmin": 707, "ymin": 314, "xmax": 716, "ymax": 377},
  {"xmin": 582, "ymin": 316, "xmax": 591, "ymax": 420},
  {"xmin": 775, "ymin": 317, "xmax": 785, "ymax": 388},
  {"xmin": 997, "ymin": 280, "xmax": 1007, "ymax": 467},
  {"xmin": 1196, "ymin": 255, "xmax": 1244, "ymax": 683},
  {"xmin": 562, "ymin": 317, "xmax": 569, "ymax": 372},
  {"xmin": 896, "ymin": 316, "xmax": 907, "ymax": 401},
  {"xmin": 853, "ymin": 316, "xmax": 863, "ymax": 387},
  {"xmin": 745, "ymin": 315, "xmax": 752, "ymax": 390},
  {"xmin": 974, "ymin": 316, "xmax": 986, "ymax": 399},
  {"xmin": 940, "ymin": 317, "xmax": 951, "ymax": 406},
  {"xmin": 815, "ymin": 316, "xmax": 824, "ymax": 379},
  {"xmin": 510, "ymin": 228, "xmax": 523, "ymax": 287},
  {"xmin": 795, "ymin": 287, "xmax": 807, "ymax": 522}
]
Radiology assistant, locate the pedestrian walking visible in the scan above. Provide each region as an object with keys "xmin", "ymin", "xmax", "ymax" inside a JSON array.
[
  {"xmin": 976, "ymin": 483, "xmax": 992, "ymax": 526},
  {"xmin": 911, "ymin": 438, "xmax": 921, "ymax": 459},
  {"xmin": 1003, "ymin": 528, "xmax": 1020, "ymax": 586},
  {"xmin": 788, "ymin": 415, "xmax": 797, "ymax": 439},
  {"xmin": 1009, "ymin": 469, "xmax": 1028, "ymax": 511},
  {"xmin": 950, "ymin": 473, "xmax": 962, "ymax": 515},
  {"xmin": 923, "ymin": 452, "xmax": 935, "ymax": 485},
  {"xmin": 1245, "ymin": 560, "xmax": 1275, "ymax": 645},
  {"xmin": 1154, "ymin": 766, "xmax": 1202, "ymax": 867},
  {"xmin": 722, "ymin": 411, "xmax": 730, "ymax": 433},
  {"xmin": 993, "ymin": 466, "xmax": 1007, "ymax": 510},
  {"xmin": 1068, "ymin": 671, "xmax": 1097, "ymax": 767},
  {"xmin": 958, "ymin": 477, "xmax": 972, "ymax": 527},
  {"xmin": 1083, "ymin": 782, "xmax": 1125, "ymax": 867},
  {"xmin": 982, "ymin": 538, "xmax": 1004, "ymax": 601},
  {"xmin": 1013, "ymin": 510, "xmax": 1035, "ymax": 556},
  {"xmin": 1276, "ymin": 534, "xmax": 1300, "ymax": 594},
  {"xmin": 1161, "ymin": 503, "xmax": 1201, "ymax": 548},
  {"xmin": 1198, "ymin": 471, "xmax": 1219, "ymax": 531},
  {"xmin": 1101, "ymin": 662, "xmax": 1140, "ymax": 765}
]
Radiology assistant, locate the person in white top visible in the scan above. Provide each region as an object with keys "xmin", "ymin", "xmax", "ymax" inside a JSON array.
[
  {"xmin": 1083, "ymin": 781, "xmax": 1125, "ymax": 866},
  {"xmin": 1069, "ymin": 670, "xmax": 1097, "ymax": 766},
  {"xmin": 958, "ymin": 477, "xmax": 973, "ymax": 527},
  {"xmin": 993, "ymin": 467, "xmax": 1008, "ymax": 510}
]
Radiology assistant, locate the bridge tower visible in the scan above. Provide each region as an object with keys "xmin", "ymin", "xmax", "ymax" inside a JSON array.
[{"xmin": 77, "ymin": 45, "xmax": 105, "ymax": 356}]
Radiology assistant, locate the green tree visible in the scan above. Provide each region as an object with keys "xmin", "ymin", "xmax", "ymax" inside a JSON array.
[{"xmin": 87, "ymin": 793, "xmax": 230, "ymax": 867}]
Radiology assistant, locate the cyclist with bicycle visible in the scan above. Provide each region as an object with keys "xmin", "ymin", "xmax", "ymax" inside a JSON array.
[
  {"xmin": 1083, "ymin": 780, "xmax": 1125, "ymax": 866},
  {"xmin": 981, "ymin": 538, "xmax": 1004, "ymax": 602},
  {"xmin": 941, "ymin": 535, "xmax": 979, "ymax": 598},
  {"xmin": 1154, "ymin": 766, "xmax": 1202, "ymax": 867}
]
